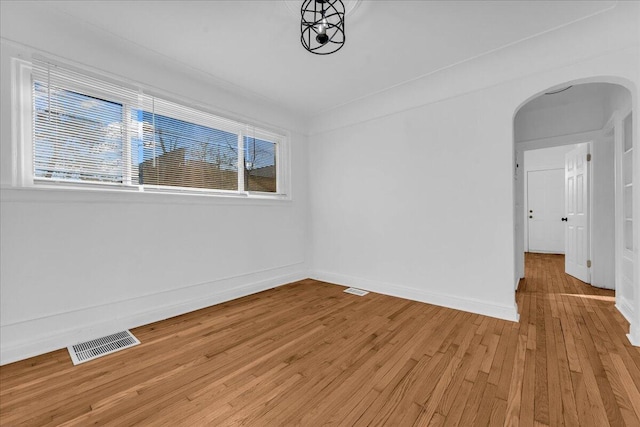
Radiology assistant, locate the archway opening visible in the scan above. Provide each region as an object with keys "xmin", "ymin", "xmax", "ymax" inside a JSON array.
[{"xmin": 512, "ymin": 80, "xmax": 634, "ymax": 330}]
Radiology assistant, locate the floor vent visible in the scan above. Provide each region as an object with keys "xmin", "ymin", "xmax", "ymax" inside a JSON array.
[
  {"xmin": 68, "ymin": 330, "xmax": 140, "ymax": 365},
  {"xmin": 344, "ymin": 287, "xmax": 369, "ymax": 296}
]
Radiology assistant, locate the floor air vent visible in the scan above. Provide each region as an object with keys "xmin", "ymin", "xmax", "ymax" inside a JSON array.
[
  {"xmin": 68, "ymin": 330, "xmax": 140, "ymax": 365},
  {"xmin": 344, "ymin": 287, "xmax": 369, "ymax": 296}
]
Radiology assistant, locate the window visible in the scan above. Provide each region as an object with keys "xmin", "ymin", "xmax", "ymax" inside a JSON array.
[
  {"xmin": 244, "ymin": 136, "xmax": 277, "ymax": 192},
  {"xmin": 34, "ymin": 84, "xmax": 126, "ymax": 183},
  {"xmin": 25, "ymin": 59, "xmax": 287, "ymax": 197},
  {"xmin": 134, "ymin": 105, "xmax": 240, "ymax": 192}
]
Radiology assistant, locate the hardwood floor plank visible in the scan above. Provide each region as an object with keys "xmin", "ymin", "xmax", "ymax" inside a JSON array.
[
  {"xmin": 1, "ymin": 254, "xmax": 639, "ymax": 426},
  {"xmin": 610, "ymin": 353, "xmax": 640, "ymax": 421},
  {"xmin": 504, "ymin": 334, "xmax": 527, "ymax": 426}
]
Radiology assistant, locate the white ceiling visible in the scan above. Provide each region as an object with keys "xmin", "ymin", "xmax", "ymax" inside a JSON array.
[
  {"xmin": 517, "ymin": 83, "xmax": 612, "ymax": 115},
  {"xmin": 3, "ymin": 1, "xmax": 617, "ymax": 117}
]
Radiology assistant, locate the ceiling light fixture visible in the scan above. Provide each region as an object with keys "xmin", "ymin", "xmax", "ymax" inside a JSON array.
[
  {"xmin": 301, "ymin": 0, "xmax": 346, "ymax": 55},
  {"xmin": 544, "ymin": 85, "xmax": 573, "ymax": 95}
]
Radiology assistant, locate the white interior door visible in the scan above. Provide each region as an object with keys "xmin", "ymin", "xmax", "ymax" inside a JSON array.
[
  {"xmin": 565, "ymin": 144, "xmax": 590, "ymax": 283},
  {"xmin": 527, "ymin": 169, "xmax": 565, "ymax": 253}
]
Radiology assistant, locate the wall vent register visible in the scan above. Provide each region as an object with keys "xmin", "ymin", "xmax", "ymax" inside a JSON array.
[
  {"xmin": 343, "ymin": 287, "xmax": 369, "ymax": 296},
  {"xmin": 67, "ymin": 330, "xmax": 140, "ymax": 365}
]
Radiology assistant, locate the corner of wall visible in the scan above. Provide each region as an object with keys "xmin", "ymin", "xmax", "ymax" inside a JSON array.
[
  {"xmin": 0, "ymin": 265, "xmax": 308, "ymax": 366},
  {"xmin": 310, "ymin": 270, "xmax": 520, "ymax": 323}
]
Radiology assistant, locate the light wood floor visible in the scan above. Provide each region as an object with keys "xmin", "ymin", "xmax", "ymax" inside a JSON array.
[{"xmin": 1, "ymin": 253, "xmax": 640, "ymax": 426}]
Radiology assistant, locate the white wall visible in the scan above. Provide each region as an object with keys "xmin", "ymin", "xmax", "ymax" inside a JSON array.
[
  {"xmin": 515, "ymin": 101, "xmax": 605, "ymax": 142},
  {"xmin": 308, "ymin": 2, "xmax": 639, "ymax": 327},
  {"xmin": 516, "ymin": 82, "xmax": 623, "ymax": 290},
  {"xmin": 0, "ymin": 7, "xmax": 309, "ymax": 364},
  {"xmin": 592, "ymin": 135, "xmax": 616, "ymax": 289},
  {"xmin": 309, "ymin": 91, "xmax": 519, "ymax": 320},
  {"xmin": 524, "ymin": 145, "xmax": 576, "ymax": 171},
  {"xmin": 2, "ymin": 2, "xmax": 639, "ymax": 364}
]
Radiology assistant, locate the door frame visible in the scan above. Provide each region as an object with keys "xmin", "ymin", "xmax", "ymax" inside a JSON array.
[
  {"xmin": 513, "ymin": 78, "xmax": 638, "ymax": 347},
  {"xmin": 605, "ymin": 106, "xmax": 634, "ymax": 320},
  {"xmin": 524, "ymin": 167, "xmax": 567, "ymax": 254},
  {"xmin": 515, "ymin": 134, "xmax": 595, "ymax": 284},
  {"xmin": 519, "ymin": 141, "xmax": 592, "ymax": 262},
  {"xmin": 516, "ymin": 118, "xmax": 624, "ymax": 292}
]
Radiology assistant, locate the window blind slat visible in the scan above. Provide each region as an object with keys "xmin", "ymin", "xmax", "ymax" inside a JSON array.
[{"xmin": 31, "ymin": 58, "xmax": 282, "ymax": 194}]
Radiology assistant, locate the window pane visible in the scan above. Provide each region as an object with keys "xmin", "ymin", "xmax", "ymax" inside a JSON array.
[
  {"xmin": 33, "ymin": 83, "xmax": 125, "ymax": 183},
  {"xmin": 134, "ymin": 111, "xmax": 239, "ymax": 191},
  {"xmin": 244, "ymin": 136, "xmax": 276, "ymax": 192}
]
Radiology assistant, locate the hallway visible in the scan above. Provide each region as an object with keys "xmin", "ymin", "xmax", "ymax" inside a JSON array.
[{"xmin": 516, "ymin": 252, "xmax": 640, "ymax": 425}]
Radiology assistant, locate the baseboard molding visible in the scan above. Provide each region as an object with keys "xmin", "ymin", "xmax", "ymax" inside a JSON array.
[
  {"xmin": 615, "ymin": 299, "xmax": 640, "ymax": 347},
  {"xmin": 0, "ymin": 266, "xmax": 542, "ymax": 364},
  {"xmin": 311, "ymin": 270, "xmax": 520, "ymax": 322},
  {"xmin": 627, "ymin": 332, "xmax": 640, "ymax": 347},
  {"xmin": 591, "ymin": 282, "xmax": 615, "ymax": 290},
  {"xmin": 0, "ymin": 265, "xmax": 307, "ymax": 366},
  {"xmin": 616, "ymin": 297, "xmax": 634, "ymax": 324}
]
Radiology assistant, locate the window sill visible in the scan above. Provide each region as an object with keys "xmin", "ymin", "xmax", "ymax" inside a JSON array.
[{"xmin": 0, "ymin": 184, "xmax": 292, "ymax": 206}]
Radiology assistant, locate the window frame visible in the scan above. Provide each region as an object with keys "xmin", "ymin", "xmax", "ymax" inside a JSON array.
[{"xmin": 13, "ymin": 58, "xmax": 291, "ymax": 200}]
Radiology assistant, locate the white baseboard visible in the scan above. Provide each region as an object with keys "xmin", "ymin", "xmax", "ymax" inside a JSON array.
[
  {"xmin": 310, "ymin": 270, "xmax": 520, "ymax": 322},
  {"xmin": 615, "ymin": 298, "xmax": 640, "ymax": 347},
  {"xmin": 0, "ymin": 265, "xmax": 307, "ymax": 366},
  {"xmin": 1, "ymin": 266, "xmax": 526, "ymax": 364},
  {"xmin": 616, "ymin": 297, "xmax": 634, "ymax": 324}
]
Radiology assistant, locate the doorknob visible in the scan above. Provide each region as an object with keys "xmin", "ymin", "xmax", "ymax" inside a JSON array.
[{"xmin": 561, "ymin": 217, "xmax": 568, "ymax": 222}]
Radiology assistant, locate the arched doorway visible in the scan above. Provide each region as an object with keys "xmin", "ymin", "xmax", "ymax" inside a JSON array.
[{"xmin": 512, "ymin": 79, "xmax": 636, "ymax": 342}]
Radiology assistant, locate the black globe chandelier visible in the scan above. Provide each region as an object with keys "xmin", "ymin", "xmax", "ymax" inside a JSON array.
[{"xmin": 301, "ymin": 0, "xmax": 346, "ymax": 55}]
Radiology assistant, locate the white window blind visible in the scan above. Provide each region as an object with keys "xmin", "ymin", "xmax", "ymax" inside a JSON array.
[
  {"xmin": 243, "ymin": 134, "xmax": 277, "ymax": 192},
  {"xmin": 32, "ymin": 59, "xmax": 140, "ymax": 185},
  {"xmin": 30, "ymin": 59, "xmax": 283, "ymax": 195}
]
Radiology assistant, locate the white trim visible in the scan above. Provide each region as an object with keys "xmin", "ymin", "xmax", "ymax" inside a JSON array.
[
  {"xmin": 516, "ymin": 129, "xmax": 603, "ymax": 152},
  {"xmin": 310, "ymin": 270, "xmax": 520, "ymax": 322},
  {"xmin": 237, "ymin": 132, "xmax": 245, "ymax": 192},
  {"xmin": 616, "ymin": 296, "xmax": 635, "ymax": 324},
  {"xmin": 613, "ymin": 109, "xmax": 636, "ymax": 333},
  {"xmin": 604, "ymin": 106, "xmax": 633, "ymax": 135},
  {"xmin": 587, "ymin": 142, "xmax": 593, "ymax": 284},
  {"xmin": 11, "ymin": 58, "xmax": 33, "ymax": 187},
  {"xmin": 517, "ymin": 133, "xmax": 595, "ymax": 262},
  {"xmin": 630, "ymin": 105, "xmax": 640, "ymax": 349},
  {"xmin": 0, "ymin": 186, "xmax": 291, "ymax": 205},
  {"xmin": 0, "ymin": 264, "xmax": 307, "ymax": 365},
  {"xmin": 11, "ymin": 55, "xmax": 291, "ymax": 200}
]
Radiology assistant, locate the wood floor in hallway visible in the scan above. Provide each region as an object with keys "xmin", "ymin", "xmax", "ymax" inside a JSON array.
[{"xmin": 1, "ymin": 253, "xmax": 639, "ymax": 426}]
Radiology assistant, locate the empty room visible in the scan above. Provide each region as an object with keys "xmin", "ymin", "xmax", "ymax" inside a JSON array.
[{"xmin": 1, "ymin": 1, "xmax": 639, "ymax": 425}]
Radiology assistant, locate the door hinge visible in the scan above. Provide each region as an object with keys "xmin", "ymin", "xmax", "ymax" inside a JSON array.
[
  {"xmin": 587, "ymin": 153, "xmax": 592, "ymax": 162},
  {"xmin": 587, "ymin": 260, "xmax": 592, "ymax": 268}
]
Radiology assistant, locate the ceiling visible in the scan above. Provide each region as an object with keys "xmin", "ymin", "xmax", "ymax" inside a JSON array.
[
  {"xmin": 517, "ymin": 83, "xmax": 612, "ymax": 115},
  {"xmin": 2, "ymin": 1, "xmax": 618, "ymax": 117}
]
